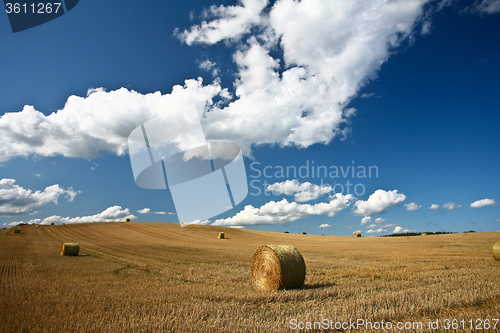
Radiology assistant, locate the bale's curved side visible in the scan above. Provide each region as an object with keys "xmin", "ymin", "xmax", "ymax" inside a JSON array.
[
  {"xmin": 218, "ymin": 232, "xmax": 225, "ymax": 239},
  {"xmin": 60, "ymin": 243, "xmax": 79, "ymax": 256},
  {"xmin": 354, "ymin": 232, "xmax": 361, "ymax": 237},
  {"xmin": 493, "ymin": 241, "xmax": 500, "ymax": 261},
  {"xmin": 251, "ymin": 245, "xmax": 306, "ymax": 292},
  {"xmin": 420, "ymin": 233, "xmax": 427, "ymax": 236}
]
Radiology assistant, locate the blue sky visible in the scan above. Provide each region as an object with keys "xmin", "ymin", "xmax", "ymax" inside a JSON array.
[{"xmin": 1, "ymin": 0, "xmax": 499, "ymax": 235}]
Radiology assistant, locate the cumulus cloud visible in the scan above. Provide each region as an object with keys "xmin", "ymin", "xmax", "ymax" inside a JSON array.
[
  {"xmin": 0, "ymin": 179, "xmax": 79, "ymax": 216},
  {"xmin": 213, "ymin": 193, "xmax": 355, "ymax": 226},
  {"xmin": 443, "ymin": 202, "xmax": 462, "ymax": 210},
  {"xmin": 360, "ymin": 216, "xmax": 372, "ymax": 225},
  {"xmin": 470, "ymin": 198, "xmax": 496, "ymax": 208},
  {"xmin": 429, "ymin": 204, "xmax": 440, "ymax": 210},
  {"xmin": 266, "ymin": 179, "xmax": 333, "ymax": 202},
  {"xmin": 405, "ymin": 202, "xmax": 422, "ymax": 211},
  {"xmin": 11, "ymin": 205, "xmax": 135, "ymax": 225},
  {"xmin": 318, "ymin": 223, "xmax": 331, "ymax": 228},
  {"xmin": 0, "ymin": 0, "xmax": 432, "ymax": 163},
  {"xmin": 392, "ymin": 226, "xmax": 414, "ymax": 234},
  {"xmin": 366, "ymin": 223, "xmax": 398, "ymax": 234},
  {"xmin": 352, "ymin": 189, "xmax": 406, "ymax": 216},
  {"xmin": 137, "ymin": 208, "xmax": 174, "ymax": 215}
]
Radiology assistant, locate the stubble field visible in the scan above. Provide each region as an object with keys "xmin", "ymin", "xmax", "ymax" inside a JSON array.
[{"xmin": 0, "ymin": 222, "xmax": 499, "ymax": 332}]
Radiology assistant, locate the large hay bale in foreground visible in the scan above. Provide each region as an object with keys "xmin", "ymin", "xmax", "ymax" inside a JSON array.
[
  {"xmin": 218, "ymin": 232, "xmax": 225, "ymax": 239},
  {"xmin": 251, "ymin": 245, "xmax": 306, "ymax": 292},
  {"xmin": 493, "ymin": 242, "xmax": 500, "ymax": 261},
  {"xmin": 354, "ymin": 231, "xmax": 361, "ymax": 237},
  {"xmin": 60, "ymin": 243, "xmax": 79, "ymax": 256}
]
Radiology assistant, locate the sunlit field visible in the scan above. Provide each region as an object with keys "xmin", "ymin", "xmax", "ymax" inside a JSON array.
[{"xmin": 1, "ymin": 223, "xmax": 499, "ymax": 332}]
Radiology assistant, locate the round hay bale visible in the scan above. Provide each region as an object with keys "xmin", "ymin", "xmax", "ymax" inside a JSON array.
[
  {"xmin": 251, "ymin": 245, "xmax": 306, "ymax": 292},
  {"xmin": 51, "ymin": 222, "xmax": 54, "ymax": 225},
  {"xmin": 126, "ymin": 218, "xmax": 130, "ymax": 222},
  {"xmin": 420, "ymin": 233, "xmax": 427, "ymax": 236},
  {"xmin": 218, "ymin": 232, "xmax": 225, "ymax": 239},
  {"xmin": 14, "ymin": 227, "xmax": 21, "ymax": 234},
  {"xmin": 493, "ymin": 241, "xmax": 500, "ymax": 261},
  {"xmin": 354, "ymin": 231, "xmax": 361, "ymax": 237},
  {"xmin": 301, "ymin": 232, "xmax": 307, "ymax": 235},
  {"xmin": 35, "ymin": 226, "xmax": 39, "ymax": 228},
  {"xmin": 60, "ymin": 243, "xmax": 79, "ymax": 256}
]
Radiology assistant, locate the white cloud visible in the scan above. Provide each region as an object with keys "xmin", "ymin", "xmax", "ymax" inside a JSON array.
[
  {"xmin": 392, "ymin": 226, "xmax": 414, "ymax": 234},
  {"xmin": 0, "ymin": 179, "xmax": 79, "ymax": 216},
  {"xmin": 360, "ymin": 216, "xmax": 372, "ymax": 225},
  {"xmin": 374, "ymin": 217, "xmax": 386, "ymax": 223},
  {"xmin": 405, "ymin": 202, "xmax": 422, "ymax": 211},
  {"xmin": 0, "ymin": 0, "xmax": 432, "ymax": 163},
  {"xmin": 266, "ymin": 179, "xmax": 333, "ymax": 202},
  {"xmin": 352, "ymin": 189, "xmax": 406, "ymax": 216},
  {"xmin": 468, "ymin": 0, "xmax": 500, "ymax": 14},
  {"xmin": 230, "ymin": 225, "xmax": 245, "ymax": 228},
  {"xmin": 11, "ymin": 205, "xmax": 135, "ymax": 225},
  {"xmin": 361, "ymin": 93, "xmax": 375, "ymax": 98},
  {"xmin": 470, "ymin": 198, "xmax": 496, "ymax": 208},
  {"xmin": 213, "ymin": 193, "xmax": 355, "ymax": 226},
  {"xmin": 429, "ymin": 204, "xmax": 440, "ymax": 210},
  {"xmin": 137, "ymin": 208, "xmax": 174, "ymax": 215},
  {"xmin": 318, "ymin": 223, "xmax": 331, "ymax": 228},
  {"xmin": 443, "ymin": 202, "xmax": 462, "ymax": 210},
  {"xmin": 366, "ymin": 223, "xmax": 398, "ymax": 234},
  {"xmin": 366, "ymin": 227, "xmax": 387, "ymax": 234}
]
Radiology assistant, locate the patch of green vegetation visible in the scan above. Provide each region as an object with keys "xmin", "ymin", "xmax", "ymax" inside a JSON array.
[{"xmin": 381, "ymin": 231, "xmax": 456, "ymax": 237}]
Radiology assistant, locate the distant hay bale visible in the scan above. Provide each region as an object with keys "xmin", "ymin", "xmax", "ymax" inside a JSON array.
[
  {"xmin": 63, "ymin": 223, "xmax": 66, "ymax": 225},
  {"xmin": 14, "ymin": 226, "xmax": 21, "ymax": 234},
  {"xmin": 301, "ymin": 232, "xmax": 307, "ymax": 235},
  {"xmin": 60, "ymin": 243, "xmax": 79, "ymax": 256},
  {"xmin": 251, "ymin": 245, "xmax": 306, "ymax": 292},
  {"xmin": 51, "ymin": 223, "xmax": 54, "ymax": 225},
  {"xmin": 420, "ymin": 233, "xmax": 427, "ymax": 236},
  {"xmin": 126, "ymin": 218, "xmax": 130, "ymax": 222},
  {"xmin": 218, "ymin": 232, "xmax": 225, "ymax": 239},
  {"xmin": 354, "ymin": 232, "xmax": 361, "ymax": 237},
  {"xmin": 35, "ymin": 226, "xmax": 39, "ymax": 228},
  {"xmin": 493, "ymin": 242, "xmax": 500, "ymax": 261}
]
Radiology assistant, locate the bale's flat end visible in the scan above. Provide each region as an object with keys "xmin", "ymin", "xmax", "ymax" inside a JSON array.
[{"xmin": 493, "ymin": 242, "xmax": 500, "ymax": 261}]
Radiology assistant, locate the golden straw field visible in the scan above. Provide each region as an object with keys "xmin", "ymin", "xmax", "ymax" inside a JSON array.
[{"xmin": 1, "ymin": 223, "xmax": 499, "ymax": 332}]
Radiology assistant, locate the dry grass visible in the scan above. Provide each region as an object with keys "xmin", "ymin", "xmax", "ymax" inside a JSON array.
[{"xmin": 0, "ymin": 223, "xmax": 499, "ymax": 332}]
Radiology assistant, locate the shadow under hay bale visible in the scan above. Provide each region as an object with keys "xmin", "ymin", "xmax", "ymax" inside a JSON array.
[
  {"xmin": 218, "ymin": 232, "xmax": 225, "ymax": 239},
  {"xmin": 354, "ymin": 232, "xmax": 361, "ymax": 237},
  {"xmin": 493, "ymin": 242, "xmax": 500, "ymax": 261},
  {"xmin": 60, "ymin": 243, "xmax": 79, "ymax": 256},
  {"xmin": 251, "ymin": 245, "xmax": 306, "ymax": 292}
]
